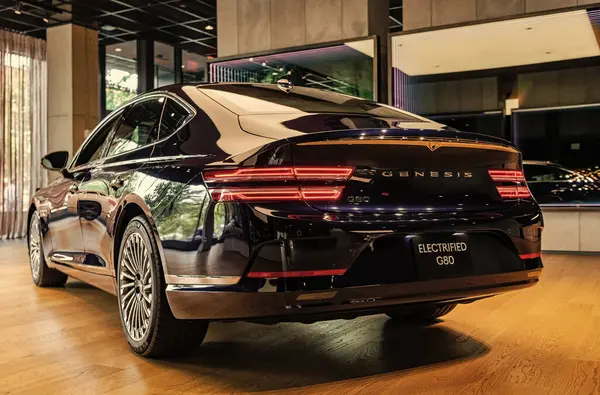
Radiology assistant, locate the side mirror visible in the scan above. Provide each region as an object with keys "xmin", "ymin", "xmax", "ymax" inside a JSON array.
[{"xmin": 41, "ymin": 151, "xmax": 69, "ymax": 171}]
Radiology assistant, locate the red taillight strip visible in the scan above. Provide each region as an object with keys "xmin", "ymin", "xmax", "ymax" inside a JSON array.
[
  {"xmin": 520, "ymin": 252, "xmax": 541, "ymax": 260},
  {"xmin": 294, "ymin": 167, "xmax": 354, "ymax": 180},
  {"xmin": 212, "ymin": 187, "xmax": 302, "ymax": 202},
  {"xmin": 204, "ymin": 166, "xmax": 354, "ymax": 182},
  {"xmin": 247, "ymin": 269, "xmax": 347, "ymax": 278},
  {"xmin": 204, "ymin": 167, "xmax": 295, "ymax": 182},
  {"xmin": 488, "ymin": 169, "xmax": 525, "ymax": 182},
  {"xmin": 211, "ymin": 186, "xmax": 345, "ymax": 202},
  {"xmin": 496, "ymin": 186, "xmax": 531, "ymax": 199}
]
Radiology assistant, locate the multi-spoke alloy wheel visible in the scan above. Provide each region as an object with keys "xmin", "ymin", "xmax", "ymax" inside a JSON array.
[
  {"xmin": 117, "ymin": 215, "xmax": 208, "ymax": 357},
  {"xmin": 29, "ymin": 214, "xmax": 42, "ymax": 283},
  {"xmin": 28, "ymin": 212, "xmax": 68, "ymax": 287},
  {"xmin": 119, "ymin": 232, "xmax": 153, "ymax": 342}
]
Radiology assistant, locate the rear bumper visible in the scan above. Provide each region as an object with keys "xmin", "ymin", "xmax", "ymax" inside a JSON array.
[{"xmin": 166, "ymin": 268, "xmax": 541, "ymax": 321}]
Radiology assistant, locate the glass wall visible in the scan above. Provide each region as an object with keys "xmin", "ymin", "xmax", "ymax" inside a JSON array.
[
  {"xmin": 429, "ymin": 111, "xmax": 505, "ymax": 139},
  {"xmin": 154, "ymin": 42, "xmax": 175, "ymax": 88},
  {"xmin": 391, "ymin": 8, "xmax": 600, "ymax": 205},
  {"xmin": 105, "ymin": 41, "xmax": 137, "ymax": 112},
  {"xmin": 183, "ymin": 50, "xmax": 207, "ymax": 83},
  {"xmin": 210, "ymin": 38, "xmax": 376, "ymax": 100}
]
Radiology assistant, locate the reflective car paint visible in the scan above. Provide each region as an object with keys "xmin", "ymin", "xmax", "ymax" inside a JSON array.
[{"xmin": 29, "ymin": 83, "xmax": 543, "ymax": 322}]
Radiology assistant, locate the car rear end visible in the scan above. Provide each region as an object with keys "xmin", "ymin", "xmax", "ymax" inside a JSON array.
[{"xmin": 165, "ymin": 127, "xmax": 543, "ymax": 322}]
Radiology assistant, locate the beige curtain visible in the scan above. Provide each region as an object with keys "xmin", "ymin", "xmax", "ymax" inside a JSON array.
[{"xmin": 0, "ymin": 30, "xmax": 47, "ymax": 239}]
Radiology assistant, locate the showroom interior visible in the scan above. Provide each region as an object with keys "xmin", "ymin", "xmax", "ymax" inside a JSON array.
[{"xmin": 1, "ymin": 0, "xmax": 600, "ymax": 393}]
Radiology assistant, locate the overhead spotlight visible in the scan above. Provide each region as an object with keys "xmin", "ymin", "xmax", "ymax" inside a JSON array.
[
  {"xmin": 115, "ymin": 47, "xmax": 122, "ymax": 52},
  {"xmin": 205, "ymin": 25, "xmax": 214, "ymax": 31},
  {"xmin": 43, "ymin": 17, "xmax": 49, "ymax": 23},
  {"xmin": 14, "ymin": 1, "xmax": 22, "ymax": 14},
  {"xmin": 181, "ymin": 65, "xmax": 185, "ymax": 69}
]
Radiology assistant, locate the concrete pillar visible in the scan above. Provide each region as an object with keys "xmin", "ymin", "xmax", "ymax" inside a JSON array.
[{"xmin": 46, "ymin": 24, "xmax": 99, "ymax": 160}]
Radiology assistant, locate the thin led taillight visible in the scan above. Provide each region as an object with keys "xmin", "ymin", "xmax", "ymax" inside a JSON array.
[
  {"xmin": 488, "ymin": 170, "xmax": 525, "ymax": 182},
  {"xmin": 204, "ymin": 166, "xmax": 354, "ymax": 182},
  {"xmin": 489, "ymin": 169, "xmax": 531, "ymax": 199},
  {"xmin": 294, "ymin": 167, "xmax": 354, "ymax": 180},
  {"xmin": 211, "ymin": 186, "xmax": 345, "ymax": 202},
  {"xmin": 496, "ymin": 186, "xmax": 531, "ymax": 199},
  {"xmin": 519, "ymin": 252, "xmax": 541, "ymax": 260}
]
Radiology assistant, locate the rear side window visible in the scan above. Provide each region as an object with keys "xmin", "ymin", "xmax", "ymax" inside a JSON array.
[
  {"xmin": 159, "ymin": 99, "xmax": 190, "ymax": 136},
  {"xmin": 73, "ymin": 113, "xmax": 121, "ymax": 167},
  {"xmin": 106, "ymin": 97, "xmax": 165, "ymax": 157}
]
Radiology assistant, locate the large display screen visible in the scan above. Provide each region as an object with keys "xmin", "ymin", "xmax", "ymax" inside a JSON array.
[{"xmin": 209, "ymin": 38, "xmax": 376, "ymax": 100}]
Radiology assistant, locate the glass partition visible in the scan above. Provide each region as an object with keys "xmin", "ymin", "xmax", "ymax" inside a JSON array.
[
  {"xmin": 210, "ymin": 37, "xmax": 377, "ymax": 100},
  {"xmin": 391, "ymin": 8, "xmax": 600, "ymax": 206},
  {"xmin": 154, "ymin": 41, "xmax": 174, "ymax": 88},
  {"xmin": 105, "ymin": 41, "xmax": 137, "ymax": 112},
  {"xmin": 183, "ymin": 50, "xmax": 207, "ymax": 83}
]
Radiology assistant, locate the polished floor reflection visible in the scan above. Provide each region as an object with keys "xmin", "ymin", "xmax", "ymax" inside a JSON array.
[{"xmin": 0, "ymin": 241, "xmax": 598, "ymax": 394}]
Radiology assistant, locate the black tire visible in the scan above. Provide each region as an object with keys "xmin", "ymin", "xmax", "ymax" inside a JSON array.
[
  {"xmin": 116, "ymin": 215, "xmax": 208, "ymax": 358},
  {"xmin": 386, "ymin": 303, "xmax": 457, "ymax": 322},
  {"xmin": 28, "ymin": 212, "xmax": 68, "ymax": 287}
]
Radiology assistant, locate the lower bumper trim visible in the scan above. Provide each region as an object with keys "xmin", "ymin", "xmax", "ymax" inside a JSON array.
[{"xmin": 166, "ymin": 269, "xmax": 541, "ymax": 321}]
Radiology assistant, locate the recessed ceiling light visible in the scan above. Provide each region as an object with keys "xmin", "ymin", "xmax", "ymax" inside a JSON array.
[
  {"xmin": 205, "ymin": 25, "xmax": 214, "ymax": 31},
  {"xmin": 43, "ymin": 17, "xmax": 49, "ymax": 23},
  {"xmin": 261, "ymin": 62, "xmax": 266, "ymax": 66},
  {"xmin": 181, "ymin": 65, "xmax": 185, "ymax": 69},
  {"xmin": 102, "ymin": 25, "xmax": 117, "ymax": 31},
  {"xmin": 115, "ymin": 47, "xmax": 122, "ymax": 52}
]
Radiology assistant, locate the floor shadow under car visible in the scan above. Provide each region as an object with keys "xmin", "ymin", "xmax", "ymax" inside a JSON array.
[{"xmin": 156, "ymin": 316, "xmax": 490, "ymax": 392}]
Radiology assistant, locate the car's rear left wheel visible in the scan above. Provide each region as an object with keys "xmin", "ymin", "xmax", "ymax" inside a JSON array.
[
  {"xmin": 116, "ymin": 215, "xmax": 208, "ymax": 357},
  {"xmin": 28, "ymin": 212, "xmax": 68, "ymax": 287}
]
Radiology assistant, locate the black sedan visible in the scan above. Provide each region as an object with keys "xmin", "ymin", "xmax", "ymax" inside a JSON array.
[{"xmin": 28, "ymin": 83, "xmax": 543, "ymax": 357}]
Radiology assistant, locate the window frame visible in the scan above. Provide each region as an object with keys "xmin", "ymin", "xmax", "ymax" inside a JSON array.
[
  {"xmin": 104, "ymin": 95, "xmax": 167, "ymax": 158},
  {"xmin": 69, "ymin": 108, "xmax": 125, "ymax": 171},
  {"xmin": 69, "ymin": 91, "xmax": 196, "ymax": 172}
]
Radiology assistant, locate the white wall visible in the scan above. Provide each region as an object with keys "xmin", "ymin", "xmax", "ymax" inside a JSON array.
[{"xmin": 542, "ymin": 209, "xmax": 600, "ymax": 252}]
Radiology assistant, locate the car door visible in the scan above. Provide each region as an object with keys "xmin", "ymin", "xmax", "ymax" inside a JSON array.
[
  {"xmin": 78, "ymin": 95, "xmax": 167, "ymax": 269},
  {"xmin": 45, "ymin": 114, "xmax": 120, "ymax": 264}
]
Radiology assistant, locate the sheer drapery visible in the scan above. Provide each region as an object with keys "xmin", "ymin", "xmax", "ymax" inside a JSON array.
[{"xmin": 0, "ymin": 30, "xmax": 47, "ymax": 239}]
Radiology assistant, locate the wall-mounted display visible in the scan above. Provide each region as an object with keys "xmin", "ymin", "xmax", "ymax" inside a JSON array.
[{"xmin": 210, "ymin": 37, "xmax": 377, "ymax": 100}]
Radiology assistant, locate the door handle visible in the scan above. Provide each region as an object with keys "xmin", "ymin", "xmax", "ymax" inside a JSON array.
[{"xmin": 110, "ymin": 177, "xmax": 125, "ymax": 190}]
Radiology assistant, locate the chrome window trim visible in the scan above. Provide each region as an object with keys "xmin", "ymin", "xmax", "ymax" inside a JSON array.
[
  {"xmin": 68, "ymin": 91, "xmax": 197, "ymax": 173},
  {"xmin": 93, "ymin": 154, "xmax": 210, "ymax": 170}
]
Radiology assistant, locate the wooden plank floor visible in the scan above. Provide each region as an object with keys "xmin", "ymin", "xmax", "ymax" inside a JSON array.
[{"xmin": 1, "ymin": 240, "xmax": 599, "ymax": 394}]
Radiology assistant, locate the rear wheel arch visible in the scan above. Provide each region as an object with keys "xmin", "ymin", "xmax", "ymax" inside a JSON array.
[
  {"xmin": 26, "ymin": 204, "xmax": 37, "ymax": 245},
  {"xmin": 113, "ymin": 202, "xmax": 147, "ymax": 277}
]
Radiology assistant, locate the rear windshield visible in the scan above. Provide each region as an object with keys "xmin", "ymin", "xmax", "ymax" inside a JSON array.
[{"xmin": 198, "ymin": 84, "xmax": 425, "ymax": 121}]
